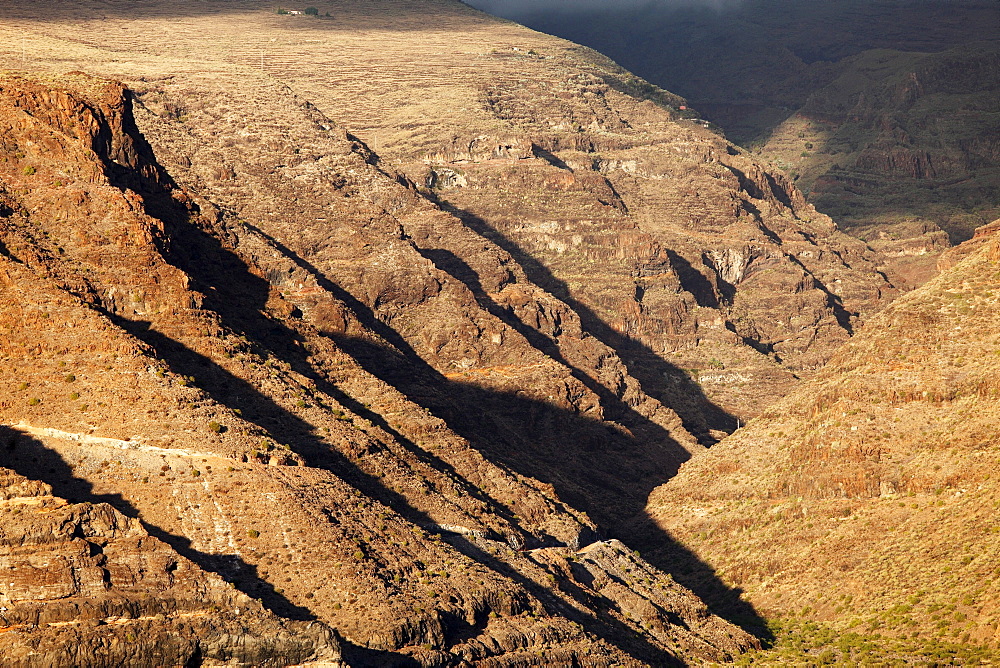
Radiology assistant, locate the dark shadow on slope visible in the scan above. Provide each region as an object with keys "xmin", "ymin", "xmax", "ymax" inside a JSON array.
[
  {"xmin": 419, "ymin": 246, "xmax": 685, "ymax": 442},
  {"xmin": 179, "ymin": 221, "xmax": 547, "ymax": 547},
  {"xmin": 784, "ymin": 253, "xmax": 856, "ymax": 335},
  {"xmin": 156, "ymin": 195, "xmax": 767, "ymax": 641},
  {"xmin": 403, "ymin": 202, "xmax": 769, "ymax": 637},
  {"xmin": 405, "ymin": 251, "xmax": 767, "ymax": 638},
  {"xmin": 428, "ymin": 194, "xmax": 739, "ymax": 441},
  {"xmin": 234, "ymin": 219, "xmax": 654, "ymax": 542},
  {"xmin": 96, "ymin": 156, "xmax": 755, "ymax": 657},
  {"xmin": 531, "ymin": 144, "xmax": 573, "ymax": 172},
  {"xmin": 230, "ymin": 218, "xmax": 690, "ymax": 534},
  {"xmin": 115, "ymin": 187, "xmax": 741, "ymax": 664},
  {"xmin": 93, "ymin": 94, "xmax": 770, "ymax": 644},
  {"xmin": 627, "ymin": 511, "xmax": 768, "ymax": 637},
  {"xmin": 229, "ymin": 220, "xmax": 669, "ymax": 536},
  {"xmin": 666, "ymin": 249, "xmax": 721, "ymax": 308}
]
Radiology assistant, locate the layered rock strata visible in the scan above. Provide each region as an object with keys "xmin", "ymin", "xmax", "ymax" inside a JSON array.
[{"xmin": 0, "ymin": 469, "xmax": 342, "ymax": 668}]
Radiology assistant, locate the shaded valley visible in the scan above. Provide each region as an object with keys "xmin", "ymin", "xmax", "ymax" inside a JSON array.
[{"xmin": 473, "ymin": 0, "xmax": 1000, "ymax": 280}]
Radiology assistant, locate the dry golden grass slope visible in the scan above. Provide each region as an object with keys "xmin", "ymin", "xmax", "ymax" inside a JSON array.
[{"xmin": 646, "ymin": 219, "xmax": 1000, "ymax": 651}]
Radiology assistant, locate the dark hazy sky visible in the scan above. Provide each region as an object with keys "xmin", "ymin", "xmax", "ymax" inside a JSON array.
[{"xmin": 465, "ymin": 0, "xmax": 742, "ymax": 16}]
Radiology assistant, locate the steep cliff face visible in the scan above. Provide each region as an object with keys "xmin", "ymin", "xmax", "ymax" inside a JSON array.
[
  {"xmin": 644, "ymin": 220, "xmax": 1000, "ymax": 655},
  {"xmin": 0, "ymin": 67, "xmax": 755, "ymax": 665}
]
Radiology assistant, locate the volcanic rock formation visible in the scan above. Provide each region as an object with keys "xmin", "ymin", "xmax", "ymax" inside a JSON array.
[{"xmin": 0, "ymin": 63, "xmax": 751, "ymax": 667}]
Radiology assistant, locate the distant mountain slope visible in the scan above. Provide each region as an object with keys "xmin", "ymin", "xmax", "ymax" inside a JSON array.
[
  {"xmin": 643, "ymin": 218, "xmax": 1000, "ymax": 658},
  {"xmin": 764, "ymin": 42, "xmax": 1000, "ymax": 246},
  {"xmin": 473, "ymin": 0, "xmax": 1000, "ymax": 274}
]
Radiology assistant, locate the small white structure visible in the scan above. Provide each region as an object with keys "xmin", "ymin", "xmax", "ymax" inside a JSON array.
[{"xmin": 288, "ymin": 10, "xmax": 304, "ymax": 14}]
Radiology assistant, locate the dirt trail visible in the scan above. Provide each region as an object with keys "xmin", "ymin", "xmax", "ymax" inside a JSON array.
[{"xmin": 9, "ymin": 422, "xmax": 234, "ymax": 463}]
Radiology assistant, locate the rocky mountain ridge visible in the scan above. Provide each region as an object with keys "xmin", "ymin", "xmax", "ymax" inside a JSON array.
[
  {"xmin": 0, "ymin": 60, "xmax": 748, "ymax": 668},
  {"xmin": 0, "ymin": 0, "xmax": 938, "ymax": 664}
]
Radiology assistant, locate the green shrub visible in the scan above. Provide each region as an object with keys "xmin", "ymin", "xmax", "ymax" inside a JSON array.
[
  {"xmin": 208, "ymin": 421, "xmax": 222, "ymax": 433},
  {"xmin": 305, "ymin": 6, "xmax": 319, "ymax": 15},
  {"xmin": 22, "ymin": 166, "xmax": 35, "ymax": 176},
  {"xmin": 247, "ymin": 529, "xmax": 260, "ymax": 539},
  {"xmin": 28, "ymin": 397, "xmax": 40, "ymax": 406}
]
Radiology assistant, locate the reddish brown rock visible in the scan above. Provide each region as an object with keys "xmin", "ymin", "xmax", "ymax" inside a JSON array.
[{"xmin": 0, "ymin": 469, "xmax": 342, "ymax": 668}]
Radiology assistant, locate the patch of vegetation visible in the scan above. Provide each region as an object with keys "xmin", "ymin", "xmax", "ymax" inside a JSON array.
[{"xmin": 740, "ymin": 619, "xmax": 1000, "ymax": 665}]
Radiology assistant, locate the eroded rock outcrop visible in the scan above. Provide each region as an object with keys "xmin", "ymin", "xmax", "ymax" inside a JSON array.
[{"xmin": 0, "ymin": 469, "xmax": 342, "ymax": 668}]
